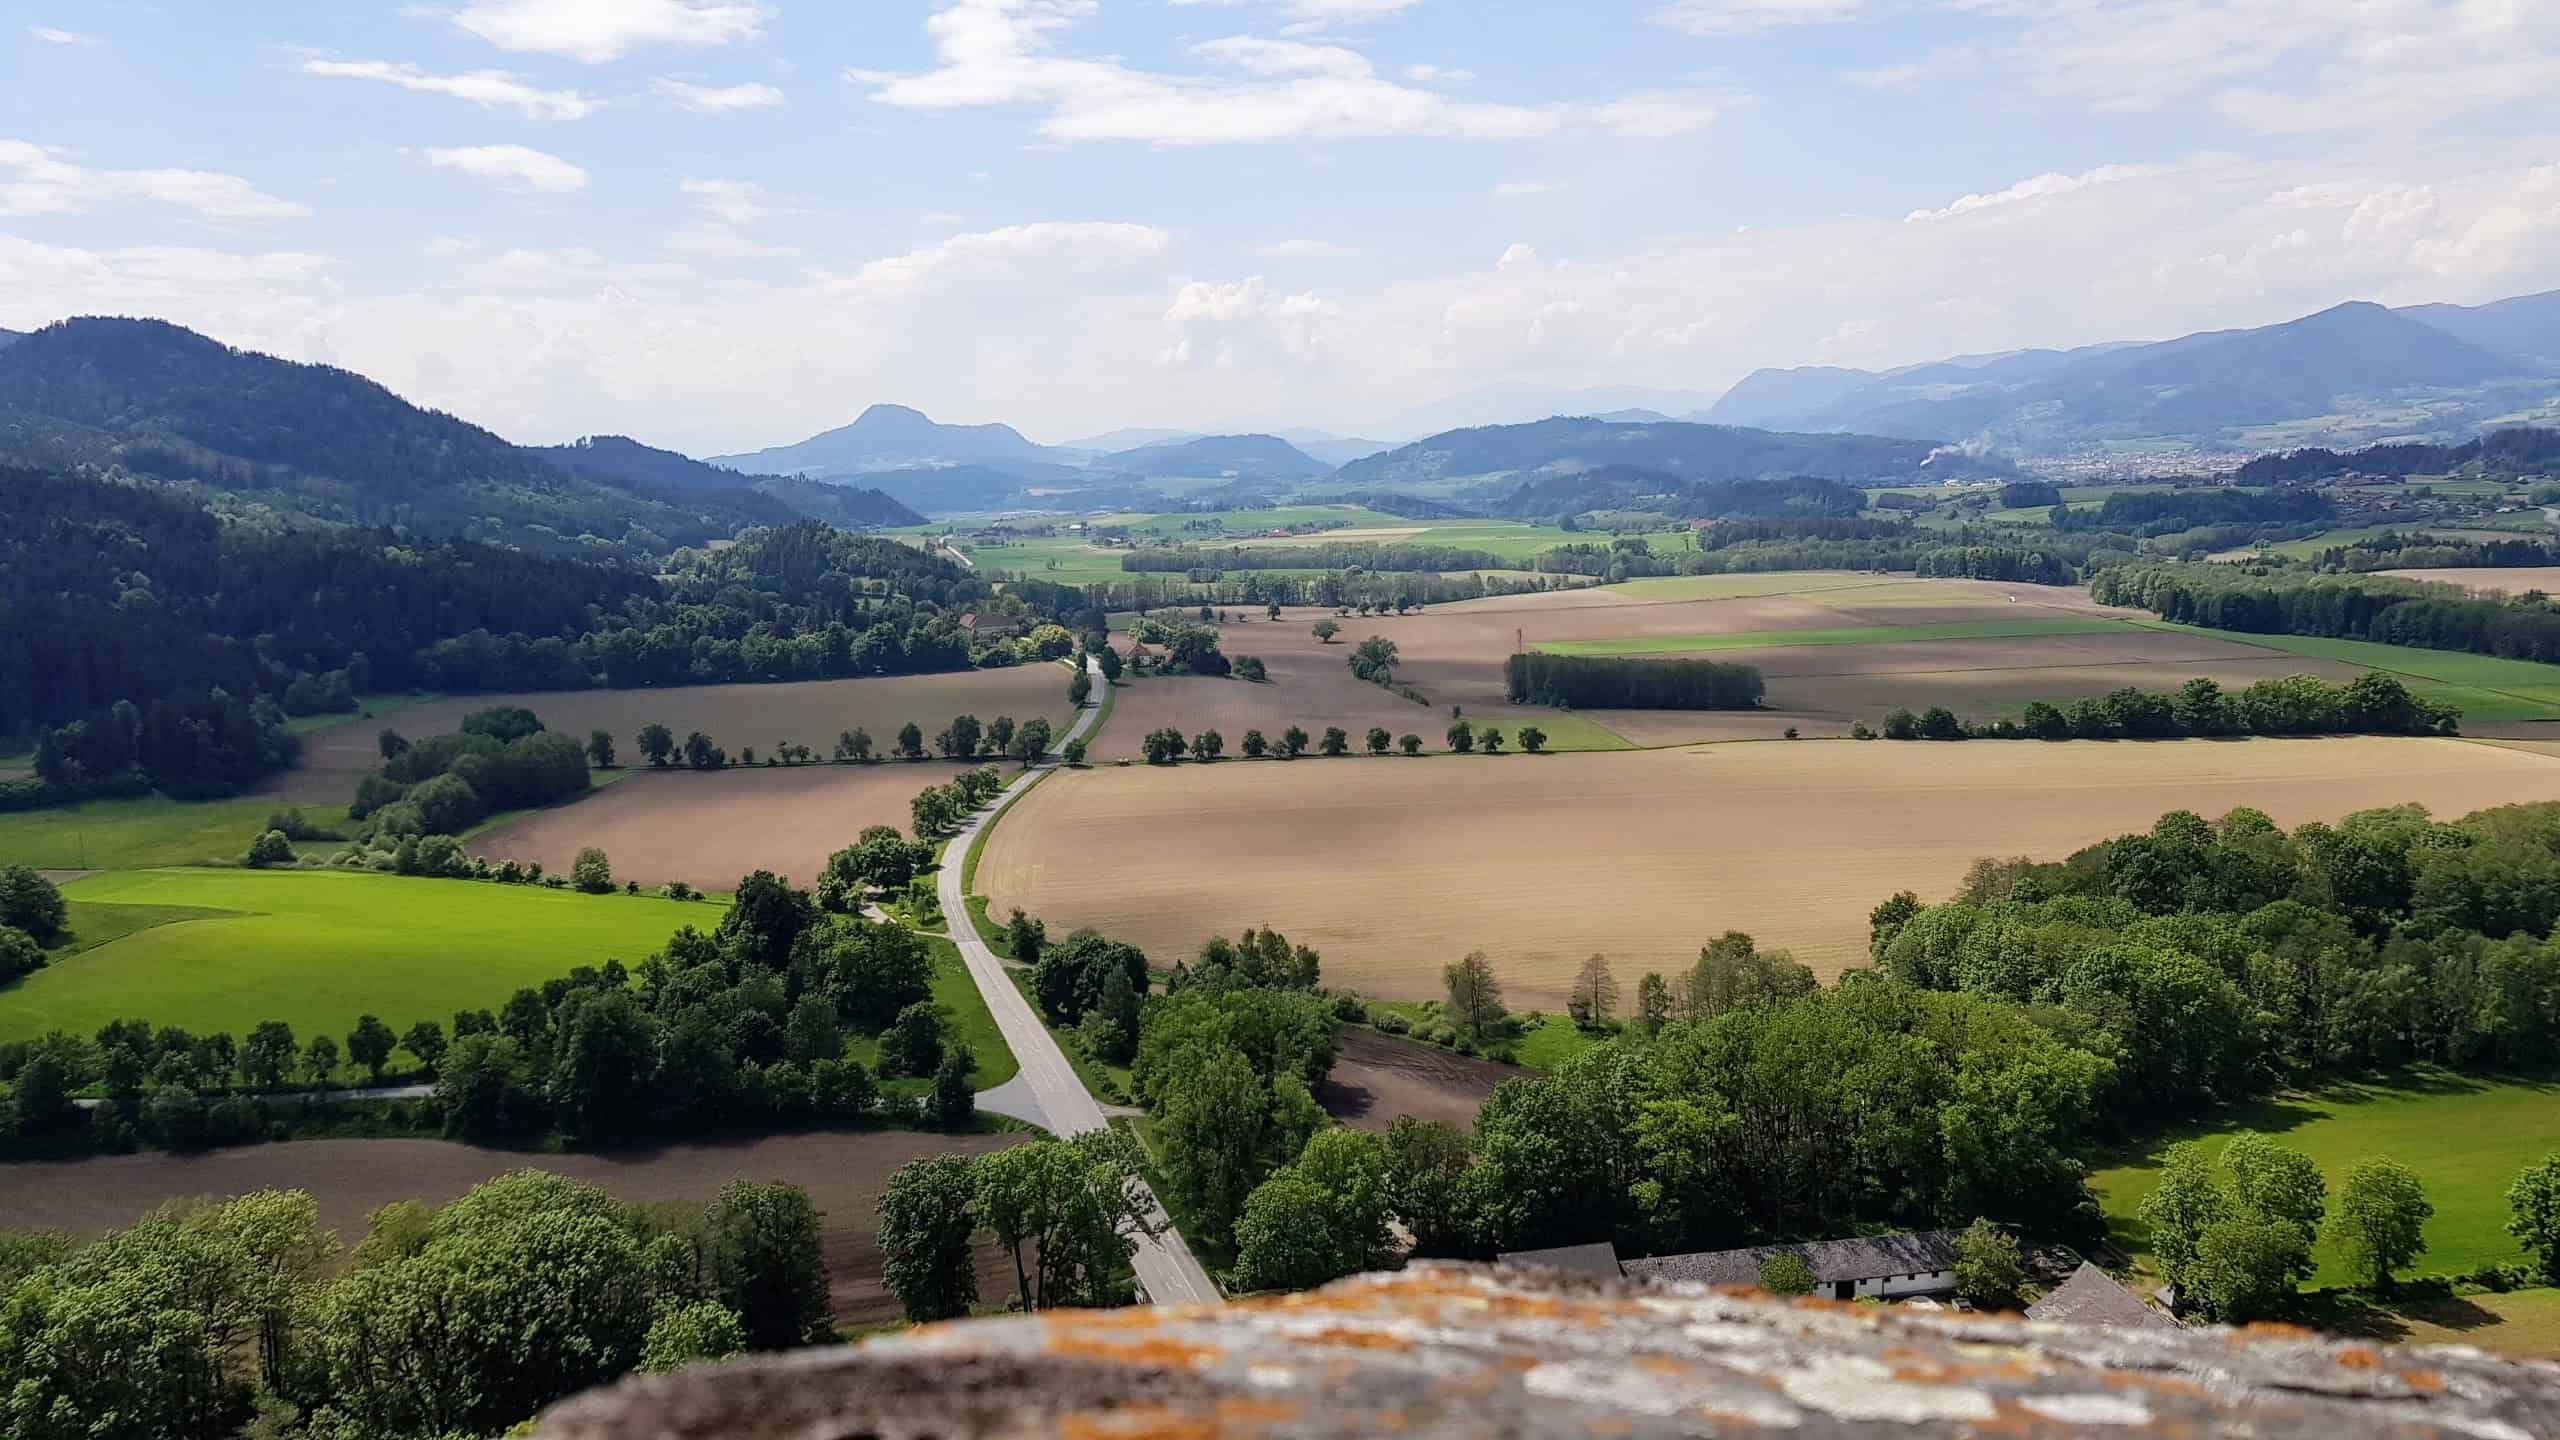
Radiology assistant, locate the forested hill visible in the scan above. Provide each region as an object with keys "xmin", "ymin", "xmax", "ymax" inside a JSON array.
[
  {"xmin": 0, "ymin": 318, "xmax": 775, "ymax": 556},
  {"xmin": 0, "ymin": 328, "xmax": 20, "ymax": 351},
  {"xmin": 1333, "ymin": 416, "xmax": 2011, "ymax": 487},
  {"xmin": 1106, "ymin": 433, "xmax": 1330, "ymax": 482},
  {"xmin": 2233, "ymin": 426, "xmax": 2560, "ymax": 486},
  {"xmin": 528, "ymin": 434, "xmax": 926, "ymax": 528}
]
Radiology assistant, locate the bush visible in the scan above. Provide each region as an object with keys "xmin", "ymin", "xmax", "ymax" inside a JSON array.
[
  {"xmin": 1758, "ymin": 1253, "xmax": 1816, "ymax": 1296},
  {"xmin": 570, "ymin": 847, "xmax": 614, "ymax": 894},
  {"xmin": 246, "ymin": 830, "xmax": 297, "ymax": 867}
]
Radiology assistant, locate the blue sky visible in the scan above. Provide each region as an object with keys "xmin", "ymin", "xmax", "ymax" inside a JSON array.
[{"xmin": 5, "ymin": 1, "xmax": 2558, "ymax": 451}]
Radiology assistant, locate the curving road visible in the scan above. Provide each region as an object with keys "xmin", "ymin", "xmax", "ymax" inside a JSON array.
[{"xmin": 935, "ymin": 659, "xmax": 1221, "ymax": 1307}]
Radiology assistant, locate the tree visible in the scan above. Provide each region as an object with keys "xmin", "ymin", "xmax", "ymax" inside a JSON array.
[
  {"xmin": 683, "ymin": 731, "xmax": 721, "ymax": 769},
  {"xmin": 403, "ymin": 1019, "xmax": 448, "ymax": 1075},
  {"xmin": 304, "ymin": 1032, "xmax": 340, "ymax": 1083},
  {"xmin": 1635, "ymin": 972, "xmax": 1672, "ymax": 1034},
  {"xmin": 1034, "ymin": 930, "xmax": 1150, "ymax": 1025},
  {"xmin": 0, "ymin": 926, "xmax": 41, "ymax": 985},
  {"xmin": 1443, "ymin": 950, "xmax": 1505, "ymax": 1042},
  {"xmin": 937, "ymin": 714, "xmax": 983, "ymax": 760},
  {"xmin": 638, "ymin": 723, "xmax": 676, "ymax": 767},
  {"xmin": 1193, "ymin": 728, "xmax": 1226, "ymax": 762},
  {"xmin": 1096, "ymin": 643, "xmax": 1124, "ymax": 682},
  {"xmin": 242, "ymin": 1020, "xmax": 297, "ymax": 1089},
  {"xmin": 975, "ymin": 1132, "xmax": 1152, "ymax": 1310},
  {"xmin": 1279, "ymin": 725, "xmax": 1309, "ymax": 759},
  {"xmin": 1069, "ymin": 667, "xmax": 1094, "ymax": 707},
  {"xmin": 1142, "ymin": 726, "xmax": 1188, "ymax": 764},
  {"xmin": 246, "ymin": 829, "xmax": 295, "ymax": 867},
  {"xmin": 2141, "ymin": 1142, "xmax": 2229, "ymax": 1296},
  {"xmin": 896, "ymin": 721, "xmax": 926, "ymax": 760},
  {"xmin": 1479, "ymin": 726, "xmax": 1505, "ymax": 754},
  {"xmin": 2332, "ymin": 1157, "xmax": 2432, "ymax": 1288},
  {"xmin": 1011, "ymin": 716, "xmax": 1055, "ymax": 765},
  {"xmin": 879, "ymin": 1003, "xmax": 948, "ymax": 1078},
  {"xmin": 347, "ymin": 1014, "xmax": 398, "ymax": 1083},
  {"xmin": 1517, "ymin": 725, "xmax": 1547, "ymax": 754},
  {"xmin": 987, "ymin": 716, "xmax": 1016, "ymax": 757},
  {"xmin": 1365, "ymin": 726, "xmax": 1392, "ymax": 755},
  {"xmin": 1383, "ymin": 1116, "xmax": 1477, "ymax": 1258},
  {"xmin": 1063, "ymin": 735, "xmax": 1090, "ymax": 767},
  {"xmin": 932, "ymin": 1048, "xmax": 977, "ymax": 1129},
  {"xmin": 1399, "ymin": 733, "xmax": 1423, "ymax": 756},
  {"xmin": 0, "ymin": 866, "xmax": 69, "ymax": 945},
  {"xmin": 1234, "ymin": 655, "xmax": 1268, "ymax": 683},
  {"xmin": 1234, "ymin": 1128, "xmax": 1393, "ymax": 1293},
  {"xmin": 642, "ymin": 1301, "xmax": 747, "ymax": 1373},
  {"xmin": 1952, "ymin": 1218, "xmax": 2025, "ymax": 1310},
  {"xmin": 1566, "ymin": 954, "xmax": 1618, "ymax": 1029},
  {"xmin": 1006, "ymin": 908, "xmax": 1048, "ymax": 966},
  {"xmin": 1882, "ymin": 708, "xmax": 1920, "ymax": 740},
  {"xmin": 1242, "ymin": 728, "xmax": 1269, "ymax": 759},
  {"xmin": 2508, "ymin": 1153, "xmax": 2560, "ymax": 1284},
  {"xmin": 1155, "ymin": 1047, "xmax": 1323, "ymax": 1243},
  {"xmin": 836, "ymin": 727, "xmax": 875, "ymax": 763},
  {"xmin": 705, "ymin": 1179, "xmax": 835, "ymax": 1350},
  {"xmin": 1445, "ymin": 720, "xmax": 1474, "ymax": 753},
  {"xmin": 586, "ymin": 729, "xmax": 617, "ymax": 767},
  {"xmin": 571, "ymin": 846, "xmax": 614, "ymax": 894},
  {"xmin": 1758, "ymin": 1253, "xmax": 1815, "ymax": 1295},
  {"xmin": 1312, "ymin": 619, "xmax": 1340, "ymax": 643},
  {"xmin": 1348, "ymin": 635, "xmax": 1399, "ymax": 684},
  {"xmin": 878, "ymin": 1154, "xmax": 981, "ymax": 1322},
  {"xmin": 379, "ymin": 726, "xmax": 412, "ymax": 760}
]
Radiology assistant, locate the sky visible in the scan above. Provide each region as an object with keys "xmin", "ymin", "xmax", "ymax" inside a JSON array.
[{"xmin": 4, "ymin": 1, "xmax": 2559, "ymax": 453}]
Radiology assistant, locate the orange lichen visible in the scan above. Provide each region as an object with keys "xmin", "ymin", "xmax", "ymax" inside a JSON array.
[
  {"xmin": 1303, "ymin": 1327, "xmax": 1414, "ymax": 1353},
  {"xmin": 2238, "ymin": 1321, "xmax": 2318, "ymax": 1342},
  {"xmin": 2400, "ymin": 1369, "xmax": 2447, "ymax": 1394},
  {"xmin": 1059, "ymin": 1407, "xmax": 1218, "ymax": 1440},
  {"xmin": 1048, "ymin": 1334, "xmax": 1223, "ymax": 1370},
  {"xmin": 2334, "ymin": 1347, "xmax": 2382, "ymax": 1370}
]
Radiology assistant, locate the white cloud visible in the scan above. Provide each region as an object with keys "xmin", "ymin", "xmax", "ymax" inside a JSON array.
[
  {"xmin": 667, "ymin": 222, "xmax": 796, "ymax": 259},
  {"xmin": 855, "ymin": 0, "xmax": 1719, "ymax": 144},
  {"xmin": 0, "ymin": 140, "xmax": 307, "ymax": 220},
  {"xmin": 1158, "ymin": 276, "xmax": 1342, "ymax": 369},
  {"xmin": 825, "ymin": 220, "xmax": 1171, "ymax": 300},
  {"xmin": 1652, "ymin": 0, "xmax": 1859, "ymax": 38},
  {"xmin": 420, "ymin": 144, "xmax": 590, "ymax": 193},
  {"xmin": 654, "ymin": 78, "xmax": 787, "ymax": 113},
  {"xmin": 1402, "ymin": 64, "xmax": 1474, "ymax": 84},
  {"xmin": 1904, "ymin": 163, "xmax": 2170, "ymax": 223},
  {"xmin": 452, "ymin": 0, "xmax": 769, "ymax": 63},
  {"xmin": 302, "ymin": 60, "xmax": 600, "ymax": 120},
  {"xmin": 1170, "ymin": 0, "xmax": 1422, "ymax": 22},
  {"xmin": 681, "ymin": 178, "xmax": 770, "ymax": 225},
  {"xmin": 28, "ymin": 25, "xmax": 96, "ymax": 45}
]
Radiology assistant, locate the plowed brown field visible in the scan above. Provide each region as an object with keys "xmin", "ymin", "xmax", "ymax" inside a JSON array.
[
  {"xmin": 0, "ymin": 1131, "xmax": 1027, "ymax": 1327},
  {"xmin": 979, "ymin": 736, "xmax": 2560, "ymax": 1004}
]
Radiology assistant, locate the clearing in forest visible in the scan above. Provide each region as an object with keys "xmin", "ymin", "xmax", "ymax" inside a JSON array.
[{"xmin": 978, "ymin": 736, "xmax": 2560, "ymax": 1005}]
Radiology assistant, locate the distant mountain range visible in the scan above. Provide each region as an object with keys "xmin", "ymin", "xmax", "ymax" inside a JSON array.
[
  {"xmin": 530, "ymin": 434, "xmax": 923, "ymax": 528},
  {"xmin": 1705, "ymin": 291, "xmax": 2560, "ymax": 454},
  {"xmin": 1107, "ymin": 433, "xmax": 1330, "ymax": 482},
  {"xmin": 1335, "ymin": 416, "xmax": 2013, "ymax": 492},
  {"xmin": 711, "ymin": 403, "xmax": 1071, "ymax": 477},
  {"xmin": 0, "ymin": 329, "xmax": 20, "ymax": 352}
]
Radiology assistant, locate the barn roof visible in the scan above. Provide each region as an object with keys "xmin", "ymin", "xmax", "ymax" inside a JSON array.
[
  {"xmin": 1622, "ymin": 1230, "xmax": 1960, "ymax": 1289},
  {"xmin": 2026, "ymin": 1263, "xmax": 2178, "ymax": 1331},
  {"xmin": 1497, "ymin": 1243, "xmax": 1624, "ymax": 1279}
]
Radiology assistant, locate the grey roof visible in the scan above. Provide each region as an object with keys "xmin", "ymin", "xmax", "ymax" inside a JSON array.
[
  {"xmin": 1497, "ymin": 1243, "xmax": 1624, "ymax": 1279},
  {"xmin": 2027, "ymin": 1262, "xmax": 2178, "ymax": 1331},
  {"xmin": 1622, "ymin": 1230, "xmax": 1960, "ymax": 1289}
]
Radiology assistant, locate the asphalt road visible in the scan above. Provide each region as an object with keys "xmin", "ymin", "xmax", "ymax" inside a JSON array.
[{"xmin": 935, "ymin": 659, "xmax": 1221, "ymax": 1308}]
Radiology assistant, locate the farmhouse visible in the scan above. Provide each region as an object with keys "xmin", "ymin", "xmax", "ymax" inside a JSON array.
[
  {"xmin": 960, "ymin": 612, "xmax": 1023, "ymax": 642},
  {"xmin": 2026, "ymin": 1262, "xmax": 2179, "ymax": 1332},
  {"xmin": 1621, "ymin": 1230, "xmax": 1962, "ymax": 1301}
]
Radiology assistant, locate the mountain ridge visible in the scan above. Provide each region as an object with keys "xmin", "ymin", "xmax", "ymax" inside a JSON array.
[{"xmin": 711, "ymin": 403, "xmax": 1069, "ymax": 477}]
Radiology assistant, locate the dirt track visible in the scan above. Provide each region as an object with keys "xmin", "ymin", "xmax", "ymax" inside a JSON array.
[
  {"xmin": 1317, "ymin": 1026, "xmax": 1523, "ymax": 1133},
  {"xmin": 0, "ymin": 1131, "xmax": 1027, "ymax": 1327}
]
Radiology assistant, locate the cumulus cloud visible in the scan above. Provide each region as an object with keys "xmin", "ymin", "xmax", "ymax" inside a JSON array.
[
  {"xmin": 0, "ymin": 140, "xmax": 306, "ymax": 220},
  {"xmin": 653, "ymin": 78, "xmax": 786, "ymax": 112},
  {"xmin": 302, "ymin": 60, "xmax": 600, "ymax": 120},
  {"xmin": 1904, "ymin": 163, "xmax": 2171, "ymax": 223},
  {"xmin": 28, "ymin": 25, "xmax": 96, "ymax": 45},
  {"xmin": 420, "ymin": 144, "xmax": 590, "ymax": 192},
  {"xmin": 854, "ymin": 0, "xmax": 1721, "ymax": 143},
  {"xmin": 451, "ymin": 0, "xmax": 769, "ymax": 63}
]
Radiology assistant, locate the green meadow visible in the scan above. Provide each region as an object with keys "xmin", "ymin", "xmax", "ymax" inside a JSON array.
[
  {"xmin": 0, "ymin": 869, "xmax": 726, "ymax": 1046},
  {"xmin": 0, "ymin": 794, "xmax": 293, "ymax": 871},
  {"xmin": 2090, "ymin": 1068, "xmax": 2560, "ymax": 1288},
  {"xmin": 1537, "ymin": 616, "xmax": 2135, "ymax": 657},
  {"xmin": 844, "ymin": 937, "xmax": 1018, "ymax": 1094},
  {"xmin": 2144, "ymin": 622, "xmax": 2560, "ymax": 724}
]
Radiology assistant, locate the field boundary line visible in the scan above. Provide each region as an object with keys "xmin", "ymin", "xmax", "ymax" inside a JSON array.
[{"xmin": 2129, "ymin": 620, "xmax": 2560, "ymax": 722}]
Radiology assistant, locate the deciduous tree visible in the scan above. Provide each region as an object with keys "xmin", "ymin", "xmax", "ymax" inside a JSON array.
[
  {"xmin": 878, "ymin": 1154, "xmax": 981, "ymax": 1322},
  {"xmin": 2332, "ymin": 1157, "xmax": 2432, "ymax": 1288},
  {"xmin": 1443, "ymin": 950, "xmax": 1505, "ymax": 1042}
]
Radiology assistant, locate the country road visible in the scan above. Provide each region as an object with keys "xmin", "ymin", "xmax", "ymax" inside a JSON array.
[{"xmin": 936, "ymin": 658, "xmax": 1222, "ymax": 1308}]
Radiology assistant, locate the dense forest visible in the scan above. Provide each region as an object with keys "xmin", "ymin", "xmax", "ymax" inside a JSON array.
[
  {"xmin": 2051, "ymin": 487, "xmax": 2334, "ymax": 536},
  {"xmin": 1539, "ymin": 518, "xmax": 2113, "ymax": 584},
  {"xmin": 2096, "ymin": 563, "xmax": 2560, "ymax": 664},
  {"xmin": 2234, "ymin": 426, "xmax": 2560, "ymax": 486},
  {"xmin": 1504, "ymin": 654, "xmax": 1767, "ymax": 710}
]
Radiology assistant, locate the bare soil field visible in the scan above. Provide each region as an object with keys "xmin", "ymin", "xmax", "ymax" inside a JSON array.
[
  {"xmin": 271, "ymin": 668, "xmax": 1073, "ymax": 806},
  {"xmin": 472, "ymin": 763, "xmax": 967, "ymax": 890},
  {"xmin": 1316, "ymin": 1026, "xmax": 1522, "ymax": 1134},
  {"xmin": 0, "ymin": 1131, "xmax": 1027, "ymax": 1327},
  {"xmin": 2380, "ymin": 567, "xmax": 2560, "ymax": 597},
  {"xmin": 980, "ymin": 737, "xmax": 2560, "ymax": 1004}
]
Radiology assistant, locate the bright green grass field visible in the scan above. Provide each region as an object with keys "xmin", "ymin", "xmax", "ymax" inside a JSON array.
[
  {"xmin": 843, "ymin": 937, "xmax": 1018, "ymax": 1094},
  {"xmin": 2089, "ymin": 1069, "xmax": 2560, "ymax": 1287},
  {"xmin": 0, "ymin": 794, "xmax": 291, "ymax": 871},
  {"xmin": 2141, "ymin": 622, "xmax": 2560, "ymax": 723},
  {"xmin": 0, "ymin": 869, "xmax": 728, "ymax": 1046},
  {"xmin": 1538, "ymin": 616, "xmax": 2135, "ymax": 657}
]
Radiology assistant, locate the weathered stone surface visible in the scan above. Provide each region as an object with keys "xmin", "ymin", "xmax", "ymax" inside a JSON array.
[{"xmin": 538, "ymin": 1262, "xmax": 2560, "ymax": 1438}]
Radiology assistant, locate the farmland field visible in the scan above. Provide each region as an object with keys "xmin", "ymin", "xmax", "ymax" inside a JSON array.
[
  {"xmin": 2090, "ymin": 1069, "xmax": 2560, "ymax": 1288},
  {"xmin": 978, "ymin": 736, "xmax": 2560, "ymax": 1004},
  {"xmin": 1316, "ymin": 1026, "xmax": 1523, "ymax": 1134},
  {"xmin": 2379, "ymin": 567, "xmax": 2560, "ymax": 597},
  {"xmin": 2136, "ymin": 622, "xmax": 2560, "ymax": 728},
  {"xmin": 0, "ymin": 1132, "xmax": 1030, "ymax": 1328},
  {"xmin": 472, "ymin": 762, "xmax": 972, "ymax": 892},
  {"xmin": 0, "ymin": 869, "xmax": 726, "ymax": 1048},
  {"xmin": 0, "ymin": 793, "xmax": 294, "ymax": 871},
  {"xmin": 271, "ymin": 667, "xmax": 1075, "ymax": 806}
]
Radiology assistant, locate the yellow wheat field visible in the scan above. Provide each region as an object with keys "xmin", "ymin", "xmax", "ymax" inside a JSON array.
[{"xmin": 979, "ymin": 736, "xmax": 2560, "ymax": 1006}]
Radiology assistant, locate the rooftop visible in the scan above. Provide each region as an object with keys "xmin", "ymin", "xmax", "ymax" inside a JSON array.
[
  {"xmin": 1622, "ymin": 1229, "xmax": 1960, "ymax": 1289},
  {"xmin": 1496, "ymin": 1241, "xmax": 1625, "ymax": 1278},
  {"xmin": 2026, "ymin": 1261, "xmax": 2180, "ymax": 1333}
]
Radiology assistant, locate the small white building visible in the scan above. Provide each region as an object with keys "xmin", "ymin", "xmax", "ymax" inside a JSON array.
[{"xmin": 1620, "ymin": 1230, "xmax": 1962, "ymax": 1302}]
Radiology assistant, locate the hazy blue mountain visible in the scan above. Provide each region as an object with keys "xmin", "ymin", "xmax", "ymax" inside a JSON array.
[
  {"xmin": 0, "ymin": 317, "xmax": 771, "ymax": 553},
  {"xmin": 529, "ymin": 434, "xmax": 922, "ymax": 527},
  {"xmin": 0, "ymin": 328, "xmax": 21, "ymax": 352},
  {"xmin": 1274, "ymin": 428, "xmax": 1395, "ymax": 467},
  {"xmin": 1335, "ymin": 416, "xmax": 2006, "ymax": 489},
  {"xmin": 1369, "ymin": 382, "xmax": 1728, "ymax": 440},
  {"xmin": 1106, "ymin": 433, "xmax": 1330, "ymax": 481},
  {"xmin": 1701, "ymin": 366, "xmax": 1875, "ymax": 429},
  {"xmin": 2400, "ymin": 289, "xmax": 2560, "ymax": 368},
  {"xmin": 851, "ymin": 463, "xmax": 1049, "ymax": 515},
  {"xmin": 1060, "ymin": 426, "xmax": 1200, "ymax": 453},
  {"xmin": 712, "ymin": 403, "xmax": 1067, "ymax": 476}
]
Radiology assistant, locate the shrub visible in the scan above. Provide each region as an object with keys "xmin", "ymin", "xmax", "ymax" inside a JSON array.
[
  {"xmin": 1758, "ymin": 1253, "xmax": 1816, "ymax": 1296},
  {"xmin": 570, "ymin": 847, "xmax": 614, "ymax": 894},
  {"xmin": 246, "ymin": 830, "xmax": 297, "ymax": 867}
]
